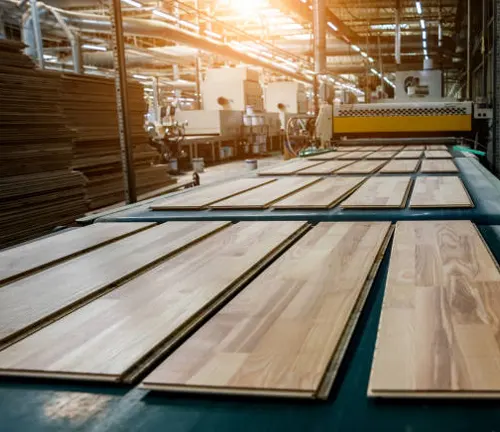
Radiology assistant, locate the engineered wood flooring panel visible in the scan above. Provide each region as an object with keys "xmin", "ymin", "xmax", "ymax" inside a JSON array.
[
  {"xmin": 366, "ymin": 151, "xmax": 398, "ymax": 160},
  {"xmin": 272, "ymin": 176, "xmax": 366, "ymax": 209},
  {"xmin": 336, "ymin": 160, "xmax": 387, "ymax": 175},
  {"xmin": 257, "ymin": 160, "xmax": 323, "ymax": 176},
  {"xmin": 150, "ymin": 178, "xmax": 274, "ymax": 210},
  {"xmin": 209, "ymin": 177, "xmax": 320, "ymax": 209},
  {"xmin": 379, "ymin": 159, "xmax": 420, "ymax": 174},
  {"xmin": 420, "ymin": 159, "xmax": 459, "ymax": 173},
  {"xmin": 296, "ymin": 160, "xmax": 353, "ymax": 175},
  {"xmin": 0, "ymin": 222, "xmax": 155, "ymax": 285},
  {"xmin": 404, "ymin": 145, "xmax": 426, "ymax": 150},
  {"xmin": 142, "ymin": 221, "xmax": 392, "ymax": 398},
  {"xmin": 337, "ymin": 151, "xmax": 372, "ymax": 160},
  {"xmin": 336, "ymin": 146, "xmax": 360, "ymax": 151},
  {"xmin": 0, "ymin": 221, "xmax": 230, "ymax": 346},
  {"xmin": 341, "ymin": 176, "xmax": 412, "ymax": 208},
  {"xmin": 358, "ymin": 146, "xmax": 383, "ymax": 151},
  {"xmin": 381, "ymin": 145, "xmax": 404, "ymax": 151},
  {"xmin": 368, "ymin": 220, "xmax": 500, "ymax": 398},
  {"xmin": 424, "ymin": 150, "xmax": 452, "ymax": 159},
  {"xmin": 306, "ymin": 152, "xmax": 341, "ymax": 161},
  {"xmin": 395, "ymin": 150, "xmax": 423, "ymax": 159},
  {"xmin": 0, "ymin": 222, "xmax": 307, "ymax": 382},
  {"xmin": 426, "ymin": 144, "xmax": 448, "ymax": 150},
  {"xmin": 409, "ymin": 176, "xmax": 473, "ymax": 208}
]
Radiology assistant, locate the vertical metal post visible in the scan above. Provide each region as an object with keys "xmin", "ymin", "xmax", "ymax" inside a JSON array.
[
  {"xmin": 72, "ymin": 33, "xmax": 83, "ymax": 74},
  {"xmin": 313, "ymin": 0, "xmax": 326, "ymax": 74},
  {"xmin": 482, "ymin": 0, "xmax": 487, "ymax": 98},
  {"xmin": 29, "ymin": 0, "xmax": 44, "ymax": 68},
  {"xmin": 377, "ymin": 33, "xmax": 384, "ymax": 94},
  {"xmin": 466, "ymin": 0, "xmax": 471, "ymax": 100},
  {"xmin": 152, "ymin": 76, "xmax": 160, "ymax": 123},
  {"xmin": 109, "ymin": 0, "xmax": 137, "ymax": 203},
  {"xmin": 395, "ymin": 0, "xmax": 401, "ymax": 65},
  {"xmin": 195, "ymin": 57, "xmax": 202, "ymax": 109}
]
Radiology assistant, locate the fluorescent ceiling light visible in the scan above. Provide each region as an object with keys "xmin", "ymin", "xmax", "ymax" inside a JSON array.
[
  {"xmin": 152, "ymin": 9, "xmax": 177, "ymax": 22},
  {"xmin": 370, "ymin": 68, "xmax": 378, "ymax": 74},
  {"xmin": 368, "ymin": 57, "xmax": 374, "ymax": 63},
  {"xmin": 327, "ymin": 22, "xmax": 338, "ymax": 31},
  {"xmin": 423, "ymin": 49, "xmax": 428, "ymax": 56},
  {"xmin": 144, "ymin": 88, "xmax": 153, "ymax": 92},
  {"xmin": 422, "ymin": 30, "xmax": 427, "ymax": 40},
  {"xmin": 204, "ymin": 30, "xmax": 222, "ymax": 39},
  {"xmin": 84, "ymin": 65, "xmax": 98, "ymax": 70},
  {"xmin": 82, "ymin": 44, "xmax": 106, "ymax": 51},
  {"xmin": 371, "ymin": 23, "xmax": 409, "ymax": 30},
  {"xmin": 351, "ymin": 44, "xmax": 361, "ymax": 52},
  {"xmin": 122, "ymin": 0, "xmax": 142, "ymax": 7},
  {"xmin": 283, "ymin": 34, "xmax": 312, "ymax": 40},
  {"xmin": 133, "ymin": 74, "xmax": 149, "ymax": 80},
  {"xmin": 43, "ymin": 54, "xmax": 56, "ymax": 60},
  {"xmin": 361, "ymin": 51, "xmax": 368, "ymax": 58},
  {"xmin": 420, "ymin": 19, "xmax": 425, "ymax": 29},
  {"xmin": 300, "ymin": 0, "xmax": 307, "ymax": 3},
  {"xmin": 308, "ymin": 5, "xmax": 312, "ymax": 9},
  {"xmin": 422, "ymin": 41, "xmax": 427, "ymax": 48},
  {"xmin": 416, "ymin": 1, "xmax": 422, "ymax": 14}
]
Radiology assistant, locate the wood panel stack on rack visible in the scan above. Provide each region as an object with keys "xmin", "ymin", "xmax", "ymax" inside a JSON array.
[
  {"xmin": 61, "ymin": 74, "xmax": 176, "ymax": 209},
  {"xmin": 0, "ymin": 40, "xmax": 87, "ymax": 248}
]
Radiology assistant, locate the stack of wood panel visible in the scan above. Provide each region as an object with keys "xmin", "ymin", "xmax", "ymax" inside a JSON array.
[
  {"xmin": 0, "ymin": 40, "xmax": 87, "ymax": 248},
  {"xmin": 61, "ymin": 74, "xmax": 176, "ymax": 209}
]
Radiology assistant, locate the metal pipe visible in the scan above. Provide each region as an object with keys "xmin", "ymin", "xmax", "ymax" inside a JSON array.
[
  {"xmin": 49, "ymin": 8, "xmax": 82, "ymax": 73},
  {"xmin": 152, "ymin": 76, "xmax": 160, "ymax": 123},
  {"xmin": 313, "ymin": 0, "xmax": 326, "ymax": 74},
  {"xmin": 195, "ymin": 57, "xmax": 202, "ymax": 109},
  {"xmin": 29, "ymin": 0, "xmax": 44, "ymax": 68},
  {"xmin": 466, "ymin": 0, "xmax": 471, "ymax": 99},
  {"xmin": 109, "ymin": 0, "xmax": 136, "ymax": 203},
  {"xmin": 395, "ymin": 0, "xmax": 401, "ymax": 65},
  {"xmin": 377, "ymin": 33, "xmax": 384, "ymax": 94}
]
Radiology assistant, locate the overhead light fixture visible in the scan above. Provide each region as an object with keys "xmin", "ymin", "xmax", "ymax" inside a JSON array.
[
  {"xmin": 308, "ymin": 5, "xmax": 312, "ymax": 9},
  {"xmin": 84, "ymin": 65, "xmax": 98, "ymax": 70},
  {"xmin": 371, "ymin": 23, "xmax": 409, "ymax": 30},
  {"xmin": 152, "ymin": 9, "xmax": 177, "ymax": 22},
  {"xmin": 351, "ymin": 44, "xmax": 361, "ymax": 52},
  {"xmin": 327, "ymin": 21, "xmax": 338, "ymax": 31},
  {"xmin": 144, "ymin": 88, "xmax": 153, "ymax": 92},
  {"xmin": 204, "ymin": 30, "xmax": 222, "ymax": 39},
  {"xmin": 370, "ymin": 68, "xmax": 378, "ymax": 74},
  {"xmin": 179, "ymin": 20, "xmax": 199, "ymax": 31},
  {"xmin": 133, "ymin": 74, "xmax": 149, "ymax": 80},
  {"xmin": 300, "ymin": 0, "xmax": 307, "ymax": 3},
  {"xmin": 420, "ymin": 19, "xmax": 425, "ymax": 29},
  {"xmin": 82, "ymin": 44, "xmax": 106, "ymax": 51},
  {"xmin": 361, "ymin": 51, "xmax": 368, "ymax": 58},
  {"xmin": 121, "ymin": 0, "xmax": 142, "ymax": 7},
  {"xmin": 422, "ymin": 30, "xmax": 427, "ymax": 40},
  {"xmin": 368, "ymin": 57, "xmax": 374, "ymax": 63},
  {"xmin": 423, "ymin": 49, "xmax": 428, "ymax": 56},
  {"xmin": 416, "ymin": 1, "xmax": 422, "ymax": 14},
  {"xmin": 422, "ymin": 41, "xmax": 427, "ymax": 48}
]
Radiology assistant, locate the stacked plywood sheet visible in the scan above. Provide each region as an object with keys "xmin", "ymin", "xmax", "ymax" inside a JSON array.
[
  {"xmin": 0, "ymin": 40, "xmax": 87, "ymax": 248},
  {"xmin": 61, "ymin": 74, "xmax": 176, "ymax": 209}
]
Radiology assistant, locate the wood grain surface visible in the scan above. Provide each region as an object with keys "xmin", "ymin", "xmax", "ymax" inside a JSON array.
[
  {"xmin": 306, "ymin": 152, "xmax": 341, "ymax": 160},
  {"xmin": 209, "ymin": 177, "xmax": 320, "ymax": 209},
  {"xmin": 257, "ymin": 160, "xmax": 324, "ymax": 176},
  {"xmin": 424, "ymin": 150, "xmax": 452, "ymax": 159},
  {"xmin": 395, "ymin": 150, "xmax": 423, "ymax": 159},
  {"xmin": 405, "ymin": 145, "xmax": 426, "ymax": 150},
  {"xmin": 0, "ymin": 221, "xmax": 230, "ymax": 345},
  {"xmin": 336, "ymin": 146, "xmax": 360, "ymax": 151},
  {"xmin": 151, "ymin": 178, "xmax": 274, "ymax": 210},
  {"xmin": 410, "ymin": 176, "xmax": 473, "ymax": 208},
  {"xmin": 379, "ymin": 159, "xmax": 420, "ymax": 174},
  {"xmin": 336, "ymin": 160, "xmax": 387, "ymax": 174},
  {"xmin": 142, "ymin": 222, "xmax": 392, "ymax": 397},
  {"xmin": 366, "ymin": 151, "xmax": 398, "ymax": 159},
  {"xmin": 381, "ymin": 145, "xmax": 404, "ymax": 151},
  {"xmin": 369, "ymin": 221, "xmax": 500, "ymax": 398},
  {"xmin": 272, "ymin": 177, "xmax": 366, "ymax": 209},
  {"xmin": 341, "ymin": 176, "xmax": 412, "ymax": 208},
  {"xmin": 0, "ymin": 222, "xmax": 155, "ymax": 285},
  {"xmin": 426, "ymin": 144, "xmax": 448, "ymax": 150},
  {"xmin": 338, "ymin": 151, "xmax": 371, "ymax": 160},
  {"xmin": 420, "ymin": 159, "xmax": 459, "ymax": 173},
  {"xmin": 358, "ymin": 146, "xmax": 383, "ymax": 151},
  {"xmin": 0, "ymin": 222, "xmax": 307, "ymax": 382},
  {"xmin": 297, "ymin": 160, "xmax": 353, "ymax": 175}
]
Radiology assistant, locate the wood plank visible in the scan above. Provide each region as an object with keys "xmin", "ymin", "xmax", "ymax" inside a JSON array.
[
  {"xmin": 337, "ymin": 151, "xmax": 372, "ymax": 160},
  {"xmin": 395, "ymin": 150, "xmax": 423, "ymax": 159},
  {"xmin": 297, "ymin": 160, "xmax": 354, "ymax": 175},
  {"xmin": 366, "ymin": 151, "xmax": 398, "ymax": 160},
  {"xmin": 336, "ymin": 146, "xmax": 360, "ymax": 151},
  {"xmin": 420, "ymin": 159, "xmax": 459, "ymax": 173},
  {"xmin": 426, "ymin": 144, "xmax": 448, "ymax": 150},
  {"xmin": 409, "ymin": 176, "xmax": 473, "ymax": 208},
  {"xmin": 209, "ymin": 177, "xmax": 320, "ymax": 209},
  {"xmin": 0, "ymin": 222, "xmax": 307, "ymax": 382},
  {"xmin": 404, "ymin": 145, "xmax": 426, "ymax": 150},
  {"xmin": 336, "ymin": 160, "xmax": 387, "ymax": 174},
  {"xmin": 368, "ymin": 220, "xmax": 500, "ymax": 398},
  {"xmin": 379, "ymin": 159, "xmax": 420, "ymax": 174},
  {"xmin": 341, "ymin": 176, "xmax": 412, "ymax": 208},
  {"xmin": 424, "ymin": 150, "xmax": 452, "ymax": 159},
  {"xmin": 306, "ymin": 152, "xmax": 341, "ymax": 161},
  {"xmin": 380, "ymin": 145, "xmax": 404, "ymax": 151},
  {"xmin": 272, "ymin": 177, "xmax": 366, "ymax": 209},
  {"xmin": 150, "ymin": 178, "xmax": 274, "ymax": 210},
  {"xmin": 257, "ymin": 160, "xmax": 323, "ymax": 176},
  {"xmin": 358, "ymin": 146, "xmax": 383, "ymax": 151},
  {"xmin": 142, "ymin": 222, "xmax": 392, "ymax": 398},
  {"xmin": 0, "ymin": 222, "xmax": 155, "ymax": 285},
  {"xmin": 0, "ymin": 221, "xmax": 230, "ymax": 347}
]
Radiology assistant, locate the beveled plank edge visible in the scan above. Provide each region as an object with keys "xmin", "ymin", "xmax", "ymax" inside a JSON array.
[
  {"xmin": 409, "ymin": 176, "xmax": 474, "ymax": 209},
  {"xmin": 142, "ymin": 383, "xmax": 315, "ymax": 399},
  {"xmin": 379, "ymin": 160, "xmax": 421, "ymax": 174},
  {"xmin": 0, "ymin": 222, "xmax": 233, "ymax": 352},
  {"xmin": 368, "ymin": 389, "xmax": 500, "ymax": 399},
  {"xmin": 208, "ymin": 178, "xmax": 323, "ymax": 210},
  {"xmin": 272, "ymin": 177, "xmax": 369, "ymax": 210},
  {"xmin": 315, "ymin": 224, "xmax": 395, "ymax": 400},
  {"xmin": 128, "ymin": 222, "xmax": 312, "ymax": 384},
  {"xmin": 0, "ymin": 369, "xmax": 119, "ymax": 383},
  {"xmin": 0, "ymin": 222, "xmax": 157, "ymax": 288},
  {"xmin": 150, "ymin": 178, "xmax": 276, "ymax": 210}
]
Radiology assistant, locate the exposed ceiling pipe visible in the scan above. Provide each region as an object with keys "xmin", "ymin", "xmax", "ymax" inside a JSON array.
[
  {"xmin": 313, "ymin": 0, "xmax": 325, "ymax": 73},
  {"xmin": 395, "ymin": 0, "xmax": 401, "ymax": 65}
]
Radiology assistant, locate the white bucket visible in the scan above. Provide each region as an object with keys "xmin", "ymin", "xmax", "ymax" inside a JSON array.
[
  {"xmin": 192, "ymin": 157, "xmax": 204, "ymax": 173},
  {"xmin": 243, "ymin": 115, "xmax": 252, "ymax": 126},
  {"xmin": 169, "ymin": 158, "xmax": 178, "ymax": 172},
  {"xmin": 245, "ymin": 159, "xmax": 258, "ymax": 171}
]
